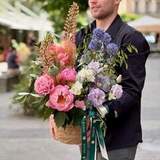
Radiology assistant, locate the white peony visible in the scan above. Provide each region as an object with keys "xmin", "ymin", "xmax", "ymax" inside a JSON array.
[
  {"xmin": 77, "ymin": 68, "xmax": 95, "ymax": 83},
  {"xmin": 70, "ymin": 81, "xmax": 83, "ymax": 95}
]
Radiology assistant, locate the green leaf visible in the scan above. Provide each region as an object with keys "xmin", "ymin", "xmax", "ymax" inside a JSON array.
[
  {"xmin": 43, "ymin": 107, "xmax": 53, "ymax": 120},
  {"xmin": 54, "ymin": 112, "xmax": 69, "ymax": 128},
  {"xmin": 127, "ymin": 45, "xmax": 132, "ymax": 53},
  {"xmin": 30, "ymin": 93, "xmax": 43, "ymax": 98},
  {"xmin": 131, "ymin": 45, "xmax": 138, "ymax": 53},
  {"xmin": 30, "ymin": 74, "xmax": 38, "ymax": 78},
  {"xmin": 72, "ymin": 108, "xmax": 85, "ymax": 126},
  {"xmin": 14, "ymin": 95, "xmax": 25, "ymax": 101}
]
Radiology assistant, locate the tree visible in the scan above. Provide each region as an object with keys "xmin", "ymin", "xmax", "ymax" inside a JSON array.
[{"xmin": 34, "ymin": 0, "xmax": 88, "ymax": 33}]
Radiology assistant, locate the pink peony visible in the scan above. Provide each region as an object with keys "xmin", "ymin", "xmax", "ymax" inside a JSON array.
[
  {"xmin": 47, "ymin": 85, "xmax": 74, "ymax": 112},
  {"xmin": 34, "ymin": 74, "xmax": 55, "ymax": 95},
  {"xmin": 75, "ymin": 100, "xmax": 86, "ymax": 110},
  {"xmin": 58, "ymin": 68, "xmax": 77, "ymax": 82}
]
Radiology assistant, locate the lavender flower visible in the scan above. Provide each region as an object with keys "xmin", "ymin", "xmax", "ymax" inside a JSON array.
[
  {"xmin": 110, "ymin": 84, "xmax": 123, "ymax": 99},
  {"xmin": 96, "ymin": 75, "xmax": 111, "ymax": 92},
  {"xmin": 105, "ymin": 43, "xmax": 119, "ymax": 56},
  {"xmin": 88, "ymin": 88, "xmax": 106, "ymax": 107},
  {"xmin": 88, "ymin": 39, "xmax": 102, "ymax": 51},
  {"xmin": 103, "ymin": 32, "xmax": 112, "ymax": 46},
  {"xmin": 92, "ymin": 28, "xmax": 105, "ymax": 40},
  {"xmin": 87, "ymin": 61, "xmax": 102, "ymax": 74}
]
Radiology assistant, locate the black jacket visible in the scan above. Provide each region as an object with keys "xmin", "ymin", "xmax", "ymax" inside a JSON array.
[{"xmin": 76, "ymin": 15, "xmax": 150, "ymax": 150}]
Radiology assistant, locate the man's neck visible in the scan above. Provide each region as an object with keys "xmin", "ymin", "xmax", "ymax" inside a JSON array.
[{"xmin": 96, "ymin": 13, "xmax": 117, "ymax": 31}]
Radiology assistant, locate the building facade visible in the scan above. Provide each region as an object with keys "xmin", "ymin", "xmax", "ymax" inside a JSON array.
[{"xmin": 119, "ymin": 0, "xmax": 160, "ymax": 17}]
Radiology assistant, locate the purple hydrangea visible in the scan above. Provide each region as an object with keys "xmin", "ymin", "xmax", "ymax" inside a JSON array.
[
  {"xmin": 105, "ymin": 43, "xmax": 119, "ymax": 56},
  {"xmin": 87, "ymin": 61, "xmax": 102, "ymax": 74},
  {"xmin": 103, "ymin": 32, "xmax": 112, "ymax": 46},
  {"xmin": 88, "ymin": 39, "xmax": 102, "ymax": 51},
  {"xmin": 92, "ymin": 28, "xmax": 105, "ymax": 40},
  {"xmin": 87, "ymin": 88, "xmax": 106, "ymax": 107},
  {"xmin": 96, "ymin": 75, "xmax": 111, "ymax": 92}
]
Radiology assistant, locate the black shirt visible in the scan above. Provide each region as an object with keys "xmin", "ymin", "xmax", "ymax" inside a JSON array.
[{"xmin": 76, "ymin": 15, "xmax": 150, "ymax": 150}]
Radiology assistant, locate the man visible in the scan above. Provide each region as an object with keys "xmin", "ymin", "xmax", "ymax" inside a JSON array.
[
  {"xmin": 76, "ymin": 0, "xmax": 150, "ymax": 160},
  {"xmin": 7, "ymin": 46, "xmax": 20, "ymax": 77}
]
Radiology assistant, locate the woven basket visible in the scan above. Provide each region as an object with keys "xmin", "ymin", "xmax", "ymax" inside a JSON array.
[
  {"xmin": 54, "ymin": 123, "xmax": 81, "ymax": 145},
  {"xmin": 49, "ymin": 116, "xmax": 81, "ymax": 145}
]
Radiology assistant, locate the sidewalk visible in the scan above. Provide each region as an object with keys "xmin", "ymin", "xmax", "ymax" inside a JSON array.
[{"xmin": 0, "ymin": 56, "xmax": 160, "ymax": 160}]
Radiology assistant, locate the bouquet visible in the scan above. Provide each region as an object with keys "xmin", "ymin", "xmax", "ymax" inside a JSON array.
[
  {"xmin": 18, "ymin": 2, "xmax": 137, "ymax": 159},
  {"xmin": 33, "ymin": 3, "xmax": 83, "ymax": 144}
]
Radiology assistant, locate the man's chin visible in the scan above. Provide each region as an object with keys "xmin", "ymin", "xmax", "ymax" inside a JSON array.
[
  {"xmin": 92, "ymin": 14, "xmax": 102, "ymax": 19},
  {"xmin": 92, "ymin": 15, "xmax": 106, "ymax": 20}
]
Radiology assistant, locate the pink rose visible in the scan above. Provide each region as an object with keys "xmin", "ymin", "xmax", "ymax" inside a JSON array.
[
  {"xmin": 75, "ymin": 100, "xmax": 86, "ymax": 110},
  {"xmin": 47, "ymin": 85, "xmax": 74, "ymax": 112},
  {"xmin": 34, "ymin": 74, "xmax": 55, "ymax": 95},
  {"xmin": 58, "ymin": 68, "xmax": 77, "ymax": 82}
]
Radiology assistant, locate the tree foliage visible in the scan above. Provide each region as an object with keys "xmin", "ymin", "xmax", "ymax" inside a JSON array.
[
  {"xmin": 35, "ymin": 0, "xmax": 88, "ymax": 32},
  {"xmin": 120, "ymin": 13, "xmax": 140, "ymax": 22}
]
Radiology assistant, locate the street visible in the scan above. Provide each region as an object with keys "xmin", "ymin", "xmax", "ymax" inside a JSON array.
[{"xmin": 0, "ymin": 55, "xmax": 160, "ymax": 160}]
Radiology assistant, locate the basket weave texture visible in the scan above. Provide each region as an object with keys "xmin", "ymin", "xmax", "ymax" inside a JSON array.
[{"xmin": 54, "ymin": 123, "xmax": 81, "ymax": 145}]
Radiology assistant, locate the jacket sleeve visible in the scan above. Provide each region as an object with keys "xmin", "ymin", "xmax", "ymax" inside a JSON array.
[{"xmin": 105, "ymin": 31, "xmax": 150, "ymax": 118}]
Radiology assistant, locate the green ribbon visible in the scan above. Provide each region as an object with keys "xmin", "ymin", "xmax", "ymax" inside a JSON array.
[
  {"xmin": 81, "ymin": 114, "xmax": 87, "ymax": 160},
  {"xmin": 81, "ymin": 109, "xmax": 108, "ymax": 160}
]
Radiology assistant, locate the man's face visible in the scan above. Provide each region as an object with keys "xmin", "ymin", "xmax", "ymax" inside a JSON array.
[{"xmin": 88, "ymin": 0, "xmax": 120, "ymax": 19}]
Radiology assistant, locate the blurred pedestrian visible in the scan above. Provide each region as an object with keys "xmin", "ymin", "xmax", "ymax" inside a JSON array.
[{"xmin": 7, "ymin": 46, "xmax": 20, "ymax": 77}]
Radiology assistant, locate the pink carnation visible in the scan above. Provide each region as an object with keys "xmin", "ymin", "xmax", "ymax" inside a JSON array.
[
  {"xmin": 58, "ymin": 68, "xmax": 77, "ymax": 82},
  {"xmin": 34, "ymin": 74, "xmax": 55, "ymax": 95},
  {"xmin": 75, "ymin": 100, "xmax": 86, "ymax": 110},
  {"xmin": 47, "ymin": 85, "xmax": 74, "ymax": 112}
]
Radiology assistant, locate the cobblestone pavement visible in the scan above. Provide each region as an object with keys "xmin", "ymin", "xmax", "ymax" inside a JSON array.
[{"xmin": 0, "ymin": 56, "xmax": 160, "ymax": 160}]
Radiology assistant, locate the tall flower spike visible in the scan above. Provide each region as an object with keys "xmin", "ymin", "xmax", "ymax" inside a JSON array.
[
  {"xmin": 63, "ymin": 2, "xmax": 79, "ymax": 42},
  {"xmin": 39, "ymin": 33, "xmax": 54, "ymax": 73}
]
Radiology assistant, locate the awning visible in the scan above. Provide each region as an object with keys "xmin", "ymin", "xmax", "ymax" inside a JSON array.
[
  {"xmin": 128, "ymin": 16, "xmax": 160, "ymax": 33},
  {"xmin": 0, "ymin": 1, "xmax": 53, "ymax": 31}
]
